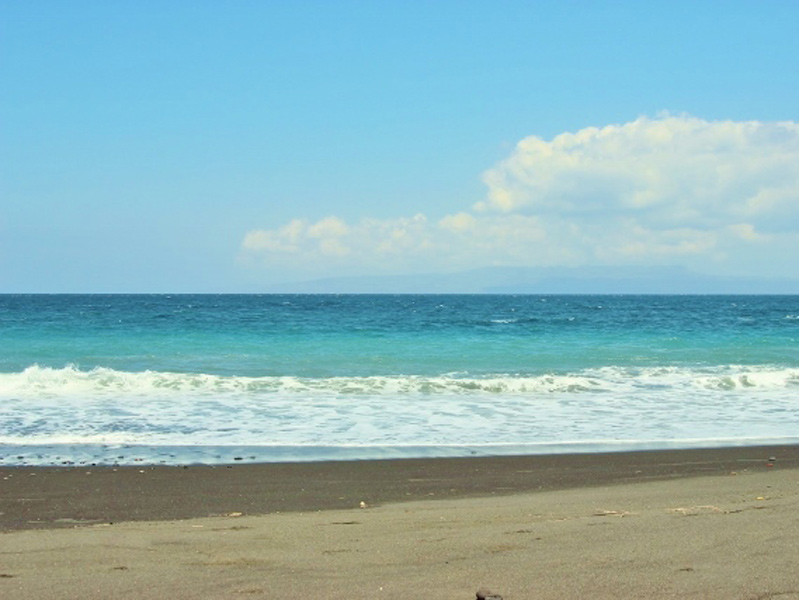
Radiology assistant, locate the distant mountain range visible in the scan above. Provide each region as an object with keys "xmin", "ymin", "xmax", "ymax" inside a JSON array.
[{"xmin": 264, "ymin": 266, "xmax": 799, "ymax": 294}]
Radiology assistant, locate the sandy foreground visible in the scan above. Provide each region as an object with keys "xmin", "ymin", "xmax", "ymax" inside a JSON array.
[{"xmin": 1, "ymin": 447, "xmax": 799, "ymax": 599}]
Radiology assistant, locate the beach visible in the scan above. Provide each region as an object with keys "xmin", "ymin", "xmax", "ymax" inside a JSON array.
[{"xmin": 2, "ymin": 445, "xmax": 799, "ymax": 599}]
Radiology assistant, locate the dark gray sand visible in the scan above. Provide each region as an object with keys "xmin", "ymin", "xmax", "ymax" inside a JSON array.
[
  {"xmin": 2, "ymin": 445, "xmax": 796, "ymax": 531},
  {"xmin": 2, "ymin": 447, "xmax": 798, "ymax": 599}
]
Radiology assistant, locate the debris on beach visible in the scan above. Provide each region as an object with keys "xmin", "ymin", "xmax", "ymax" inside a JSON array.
[
  {"xmin": 592, "ymin": 509, "xmax": 633, "ymax": 517},
  {"xmin": 476, "ymin": 589, "xmax": 503, "ymax": 600}
]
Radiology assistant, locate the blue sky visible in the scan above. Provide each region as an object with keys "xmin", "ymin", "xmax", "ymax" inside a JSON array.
[{"xmin": 2, "ymin": 1, "xmax": 798, "ymax": 292}]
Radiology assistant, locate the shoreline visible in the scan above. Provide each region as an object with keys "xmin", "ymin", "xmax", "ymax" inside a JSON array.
[
  {"xmin": 5, "ymin": 437, "xmax": 799, "ymax": 468},
  {"xmin": 2, "ymin": 444, "xmax": 797, "ymax": 532}
]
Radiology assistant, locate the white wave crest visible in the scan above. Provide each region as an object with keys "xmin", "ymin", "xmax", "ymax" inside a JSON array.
[{"xmin": 1, "ymin": 364, "xmax": 798, "ymax": 400}]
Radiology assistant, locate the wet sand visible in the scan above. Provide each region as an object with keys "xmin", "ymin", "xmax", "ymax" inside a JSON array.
[{"xmin": 2, "ymin": 446, "xmax": 798, "ymax": 599}]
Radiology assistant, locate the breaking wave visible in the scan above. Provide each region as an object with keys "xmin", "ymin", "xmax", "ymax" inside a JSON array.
[{"xmin": 3, "ymin": 364, "xmax": 798, "ymax": 399}]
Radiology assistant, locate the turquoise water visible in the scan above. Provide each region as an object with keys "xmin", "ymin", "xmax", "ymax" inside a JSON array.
[{"xmin": 1, "ymin": 294, "xmax": 798, "ymax": 465}]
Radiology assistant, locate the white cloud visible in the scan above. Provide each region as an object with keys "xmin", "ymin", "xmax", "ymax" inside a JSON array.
[
  {"xmin": 241, "ymin": 215, "xmax": 437, "ymax": 271},
  {"xmin": 478, "ymin": 115, "xmax": 799, "ymax": 230},
  {"xmin": 242, "ymin": 219, "xmax": 308, "ymax": 253},
  {"xmin": 727, "ymin": 223, "xmax": 765, "ymax": 242},
  {"xmin": 307, "ymin": 216, "xmax": 349, "ymax": 239},
  {"xmin": 241, "ymin": 115, "xmax": 799, "ymax": 278},
  {"xmin": 241, "ymin": 212, "xmax": 562, "ymax": 274},
  {"xmin": 439, "ymin": 212, "xmax": 476, "ymax": 232}
]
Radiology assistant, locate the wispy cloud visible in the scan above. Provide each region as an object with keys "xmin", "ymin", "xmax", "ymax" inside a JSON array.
[{"xmin": 241, "ymin": 115, "xmax": 799, "ymax": 278}]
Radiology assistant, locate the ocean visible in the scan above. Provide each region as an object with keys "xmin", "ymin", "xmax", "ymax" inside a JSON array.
[{"xmin": 1, "ymin": 294, "xmax": 797, "ymax": 466}]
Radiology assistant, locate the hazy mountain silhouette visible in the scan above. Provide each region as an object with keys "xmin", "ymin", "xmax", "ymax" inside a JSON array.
[{"xmin": 264, "ymin": 266, "xmax": 799, "ymax": 294}]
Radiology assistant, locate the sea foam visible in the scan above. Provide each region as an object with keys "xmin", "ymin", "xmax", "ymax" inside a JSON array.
[{"xmin": 2, "ymin": 364, "xmax": 798, "ymax": 465}]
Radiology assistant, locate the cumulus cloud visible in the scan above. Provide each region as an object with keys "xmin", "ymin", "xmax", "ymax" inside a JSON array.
[
  {"xmin": 242, "ymin": 214, "xmax": 434, "ymax": 267},
  {"xmin": 439, "ymin": 212, "xmax": 476, "ymax": 232},
  {"xmin": 241, "ymin": 115, "xmax": 799, "ymax": 278},
  {"xmin": 241, "ymin": 211, "xmax": 565, "ymax": 274},
  {"xmin": 479, "ymin": 115, "xmax": 799, "ymax": 228}
]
